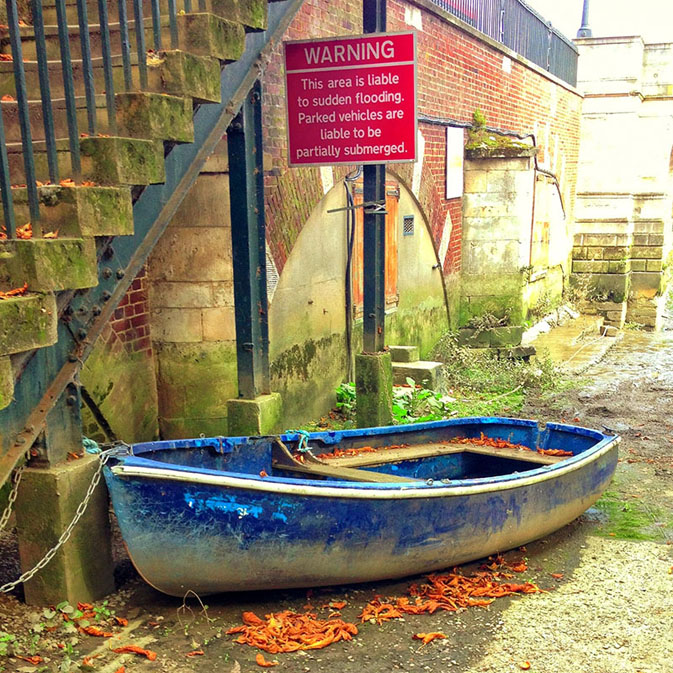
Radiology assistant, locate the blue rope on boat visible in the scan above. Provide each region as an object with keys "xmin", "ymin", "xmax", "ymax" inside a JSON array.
[
  {"xmin": 82, "ymin": 437, "xmax": 101, "ymax": 454},
  {"xmin": 288, "ymin": 430, "xmax": 312, "ymax": 453}
]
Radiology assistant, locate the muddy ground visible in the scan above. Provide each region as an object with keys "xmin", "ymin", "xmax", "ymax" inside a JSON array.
[{"xmin": 1, "ymin": 320, "xmax": 672, "ymax": 673}]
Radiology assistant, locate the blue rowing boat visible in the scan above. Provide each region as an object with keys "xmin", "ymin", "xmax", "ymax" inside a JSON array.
[{"xmin": 103, "ymin": 417, "xmax": 619, "ymax": 596}]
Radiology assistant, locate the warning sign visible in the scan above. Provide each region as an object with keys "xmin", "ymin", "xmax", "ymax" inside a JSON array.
[{"xmin": 284, "ymin": 32, "xmax": 417, "ymax": 167}]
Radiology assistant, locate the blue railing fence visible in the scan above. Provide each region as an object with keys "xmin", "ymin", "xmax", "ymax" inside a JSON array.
[
  {"xmin": 0, "ymin": 0, "xmax": 195, "ymax": 241},
  {"xmin": 430, "ymin": 0, "xmax": 579, "ymax": 87}
]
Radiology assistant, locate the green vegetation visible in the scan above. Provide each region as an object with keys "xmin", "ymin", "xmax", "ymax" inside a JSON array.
[
  {"xmin": 591, "ymin": 490, "xmax": 670, "ymax": 541},
  {"xmin": 465, "ymin": 109, "xmax": 532, "ymax": 153}
]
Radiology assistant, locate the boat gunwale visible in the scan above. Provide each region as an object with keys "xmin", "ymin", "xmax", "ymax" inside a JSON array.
[{"xmin": 107, "ymin": 419, "xmax": 620, "ymax": 500}]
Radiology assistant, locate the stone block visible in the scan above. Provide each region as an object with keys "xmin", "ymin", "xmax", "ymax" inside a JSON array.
[
  {"xmin": 150, "ymin": 281, "xmax": 214, "ymax": 309},
  {"xmin": 355, "ymin": 352, "xmax": 393, "ymax": 428},
  {"xmin": 116, "ymin": 92, "xmax": 194, "ymax": 143},
  {"xmin": 600, "ymin": 325, "xmax": 620, "ymax": 337},
  {"xmin": 603, "ymin": 246, "xmax": 629, "ymax": 260},
  {"xmin": 210, "ymin": 0, "xmax": 268, "ymax": 30},
  {"xmin": 630, "ymin": 272, "xmax": 663, "ymax": 299},
  {"xmin": 572, "ymin": 260, "xmax": 610, "ymax": 273},
  {"xmin": 15, "ymin": 455, "xmax": 115, "ymax": 605},
  {"xmin": 581, "ymin": 234, "xmax": 618, "ymax": 246},
  {"xmin": 392, "ymin": 360, "xmax": 443, "ymax": 389},
  {"xmin": 489, "ymin": 326, "xmax": 524, "ymax": 347},
  {"xmin": 226, "ymin": 393, "xmax": 283, "ymax": 436},
  {"xmin": 147, "ymin": 50, "xmax": 221, "ymax": 103},
  {"xmin": 572, "ymin": 246, "xmax": 589, "ymax": 260},
  {"xmin": 587, "ymin": 247, "xmax": 604, "ymax": 259},
  {"xmin": 646, "ymin": 260, "xmax": 663, "ymax": 272},
  {"xmin": 177, "ymin": 13, "xmax": 245, "ymax": 61},
  {"xmin": 631, "ymin": 245, "xmax": 663, "ymax": 259},
  {"xmin": 388, "ymin": 345, "xmax": 419, "ymax": 362},
  {"xmin": 0, "ymin": 293, "xmax": 57, "ymax": 356},
  {"xmin": 457, "ymin": 328, "xmax": 492, "ymax": 347},
  {"xmin": 80, "ymin": 136, "xmax": 164, "ymax": 185},
  {"xmin": 1, "ymin": 238, "xmax": 97, "ymax": 291},
  {"xmin": 631, "ymin": 260, "xmax": 647, "ymax": 271},
  {"xmin": 151, "ymin": 307, "xmax": 203, "ymax": 343},
  {"xmin": 608, "ymin": 261, "xmax": 630, "ymax": 273},
  {"xmin": 202, "ymin": 306, "xmax": 236, "ymax": 341},
  {"xmin": 648, "ymin": 233, "xmax": 665, "ymax": 246},
  {"xmin": 0, "ymin": 185, "xmax": 133, "ymax": 238},
  {"xmin": 0, "ymin": 356, "xmax": 12, "ymax": 409}
]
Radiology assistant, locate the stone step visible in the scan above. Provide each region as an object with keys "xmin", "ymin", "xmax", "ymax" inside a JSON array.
[
  {"xmin": 0, "ymin": 50, "xmax": 222, "ymax": 103},
  {"xmin": 0, "ymin": 184, "xmax": 133, "ymax": 238},
  {"xmin": 0, "ymin": 356, "xmax": 12, "ymax": 410},
  {"xmin": 392, "ymin": 360, "xmax": 443, "ymax": 389},
  {"xmin": 40, "ymin": 0, "xmax": 267, "ymax": 33},
  {"xmin": 0, "ymin": 292, "xmax": 58, "ymax": 357},
  {"xmin": 388, "ymin": 345, "xmax": 419, "ymax": 363},
  {"xmin": 0, "ymin": 13, "xmax": 245, "ymax": 62},
  {"xmin": 0, "ymin": 238, "xmax": 98, "ymax": 292},
  {"xmin": 6, "ymin": 135, "xmax": 165, "ymax": 185}
]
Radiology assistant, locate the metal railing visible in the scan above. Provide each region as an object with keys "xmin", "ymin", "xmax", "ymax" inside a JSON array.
[
  {"xmin": 0, "ymin": 0, "xmax": 197, "ymax": 240},
  {"xmin": 429, "ymin": 0, "xmax": 579, "ymax": 87}
]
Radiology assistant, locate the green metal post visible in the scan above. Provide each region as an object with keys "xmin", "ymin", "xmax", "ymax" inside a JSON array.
[
  {"xmin": 227, "ymin": 80, "xmax": 270, "ymax": 399},
  {"xmin": 362, "ymin": 0, "xmax": 387, "ymax": 353}
]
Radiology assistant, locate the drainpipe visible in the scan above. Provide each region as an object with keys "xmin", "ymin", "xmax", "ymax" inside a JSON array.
[{"xmin": 576, "ymin": 0, "xmax": 592, "ymax": 38}]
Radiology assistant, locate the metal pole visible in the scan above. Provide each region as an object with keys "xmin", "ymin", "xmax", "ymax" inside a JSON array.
[
  {"xmin": 576, "ymin": 0, "xmax": 592, "ymax": 38},
  {"xmin": 362, "ymin": 0, "xmax": 386, "ymax": 353},
  {"xmin": 227, "ymin": 80, "xmax": 270, "ymax": 399}
]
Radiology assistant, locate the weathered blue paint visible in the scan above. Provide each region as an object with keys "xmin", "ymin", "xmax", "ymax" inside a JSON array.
[{"xmin": 103, "ymin": 417, "xmax": 619, "ymax": 596}]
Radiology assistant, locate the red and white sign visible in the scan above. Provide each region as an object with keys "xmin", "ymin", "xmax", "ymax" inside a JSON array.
[{"xmin": 284, "ymin": 32, "xmax": 417, "ymax": 167}]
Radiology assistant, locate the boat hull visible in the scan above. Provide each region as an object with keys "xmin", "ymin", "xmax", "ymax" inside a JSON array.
[{"xmin": 103, "ymin": 418, "xmax": 619, "ymax": 596}]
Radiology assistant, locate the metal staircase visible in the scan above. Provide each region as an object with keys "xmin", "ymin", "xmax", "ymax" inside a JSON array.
[{"xmin": 0, "ymin": 0, "xmax": 301, "ymax": 486}]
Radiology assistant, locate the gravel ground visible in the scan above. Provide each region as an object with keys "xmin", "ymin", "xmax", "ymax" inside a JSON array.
[{"xmin": 1, "ymin": 317, "xmax": 672, "ymax": 672}]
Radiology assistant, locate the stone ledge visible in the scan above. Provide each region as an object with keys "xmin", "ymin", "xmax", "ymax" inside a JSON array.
[{"xmin": 0, "ymin": 293, "xmax": 57, "ymax": 356}]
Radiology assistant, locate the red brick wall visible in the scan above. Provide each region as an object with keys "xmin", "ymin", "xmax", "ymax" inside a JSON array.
[
  {"xmin": 262, "ymin": 0, "xmax": 582, "ymax": 276},
  {"xmin": 108, "ymin": 265, "xmax": 152, "ymax": 355}
]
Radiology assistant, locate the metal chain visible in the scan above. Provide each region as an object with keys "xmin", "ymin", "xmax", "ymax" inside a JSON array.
[
  {"xmin": 0, "ymin": 451, "xmax": 113, "ymax": 594},
  {"xmin": 0, "ymin": 464, "xmax": 26, "ymax": 532}
]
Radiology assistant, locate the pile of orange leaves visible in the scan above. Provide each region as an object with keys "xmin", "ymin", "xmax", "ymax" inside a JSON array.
[
  {"xmin": 0, "ymin": 222, "xmax": 59, "ymax": 240},
  {"xmin": 359, "ymin": 567, "xmax": 541, "ymax": 624},
  {"xmin": 451, "ymin": 433, "xmax": 572, "ymax": 457},
  {"xmin": 227, "ymin": 610, "xmax": 358, "ymax": 654},
  {"xmin": 0, "ymin": 282, "xmax": 28, "ymax": 300}
]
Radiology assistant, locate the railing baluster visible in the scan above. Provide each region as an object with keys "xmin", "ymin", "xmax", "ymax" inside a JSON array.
[
  {"xmin": 6, "ymin": 0, "xmax": 41, "ymax": 233},
  {"xmin": 198, "ymin": 0, "xmax": 206, "ymax": 10},
  {"xmin": 97, "ymin": 0, "xmax": 117, "ymax": 133},
  {"xmin": 0, "ymin": 106, "xmax": 16, "ymax": 238},
  {"xmin": 118, "ymin": 0, "xmax": 134, "ymax": 90},
  {"xmin": 150, "ymin": 0, "xmax": 162, "ymax": 50},
  {"xmin": 55, "ymin": 0, "xmax": 81, "ymax": 180},
  {"xmin": 133, "ymin": 0, "xmax": 148, "ymax": 89},
  {"xmin": 168, "ymin": 0, "xmax": 179, "ymax": 49},
  {"xmin": 75, "ymin": 0, "xmax": 97, "ymax": 135},
  {"xmin": 184, "ymin": 0, "xmax": 193, "ymax": 13},
  {"xmin": 31, "ymin": 0, "xmax": 58, "ymax": 184}
]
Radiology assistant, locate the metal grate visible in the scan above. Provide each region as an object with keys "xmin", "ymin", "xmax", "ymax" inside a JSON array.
[{"xmin": 403, "ymin": 215, "xmax": 415, "ymax": 236}]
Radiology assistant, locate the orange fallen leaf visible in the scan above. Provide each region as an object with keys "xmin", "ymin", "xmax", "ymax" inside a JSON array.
[
  {"xmin": 551, "ymin": 573, "xmax": 564, "ymax": 579},
  {"xmin": 0, "ymin": 282, "xmax": 29, "ymax": 299},
  {"xmin": 259, "ymin": 469, "xmax": 268, "ymax": 478},
  {"xmin": 114, "ymin": 668, "xmax": 125, "ymax": 673},
  {"xmin": 78, "ymin": 602, "xmax": 94, "ymax": 611},
  {"xmin": 114, "ymin": 616, "xmax": 129, "ymax": 627},
  {"xmin": 186, "ymin": 650, "xmax": 205, "ymax": 657},
  {"xmin": 330, "ymin": 601, "xmax": 347, "ymax": 609},
  {"xmin": 16, "ymin": 655, "xmax": 43, "ymax": 665},
  {"xmin": 43, "ymin": 229, "xmax": 59, "ymax": 239},
  {"xmin": 59, "ymin": 178, "xmax": 76, "ymax": 187},
  {"xmin": 413, "ymin": 632, "xmax": 447, "ymax": 645},
  {"xmin": 80, "ymin": 625, "xmax": 114, "ymax": 637},
  {"xmin": 111, "ymin": 645, "xmax": 157, "ymax": 660},
  {"xmin": 519, "ymin": 662, "xmax": 531, "ymax": 670},
  {"xmin": 1, "ymin": 94, "xmax": 14, "ymax": 101},
  {"xmin": 256, "ymin": 652, "xmax": 279, "ymax": 667}
]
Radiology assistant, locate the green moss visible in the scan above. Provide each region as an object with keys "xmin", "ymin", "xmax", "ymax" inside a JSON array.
[
  {"xmin": 0, "ymin": 293, "xmax": 57, "ymax": 355},
  {"xmin": 591, "ymin": 490, "xmax": 669, "ymax": 541},
  {"xmin": 355, "ymin": 352, "xmax": 393, "ymax": 428},
  {"xmin": 116, "ymin": 92, "xmax": 194, "ymax": 143}
]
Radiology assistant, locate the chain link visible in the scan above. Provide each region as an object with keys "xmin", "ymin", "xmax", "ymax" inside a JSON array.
[
  {"xmin": 0, "ymin": 451, "xmax": 113, "ymax": 594},
  {"xmin": 0, "ymin": 464, "xmax": 26, "ymax": 532}
]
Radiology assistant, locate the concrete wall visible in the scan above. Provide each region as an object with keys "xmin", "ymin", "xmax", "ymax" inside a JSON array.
[{"xmin": 574, "ymin": 36, "xmax": 673, "ymax": 328}]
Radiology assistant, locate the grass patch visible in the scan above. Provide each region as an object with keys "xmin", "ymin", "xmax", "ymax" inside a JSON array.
[{"xmin": 591, "ymin": 490, "xmax": 664, "ymax": 541}]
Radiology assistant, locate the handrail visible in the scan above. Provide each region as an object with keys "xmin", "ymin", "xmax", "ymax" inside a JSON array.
[{"xmin": 429, "ymin": 0, "xmax": 578, "ymax": 86}]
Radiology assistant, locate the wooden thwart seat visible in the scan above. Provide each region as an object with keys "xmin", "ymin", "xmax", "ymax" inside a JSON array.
[
  {"xmin": 321, "ymin": 442, "xmax": 567, "ymax": 468},
  {"xmin": 271, "ymin": 440, "xmax": 413, "ymax": 483}
]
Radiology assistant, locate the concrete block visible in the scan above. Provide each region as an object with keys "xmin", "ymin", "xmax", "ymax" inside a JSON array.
[
  {"xmin": 0, "ymin": 356, "xmax": 12, "ymax": 409},
  {"xmin": 2, "ymin": 238, "xmax": 97, "ymax": 291},
  {"xmin": 388, "ymin": 345, "xmax": 419, "ymax": 362},
  {"xmin": 202, "ymin": 306, "xmax": 236, "ymax": 341},
  {"xmin": 147, "ymin": 50, "xmax": 221, "ymax": 104},
  {"xmin": 0, "ymin": 293, "xmax": 57, "ymax": 356},
  {"xmin": 392, "ymin": 360, "xmax": 443, "ymax": 389},
  {"xmin": 355, "ymin": 352, "xmax": 393, "ymax": 428},
  {"xmin": 116, "ymin": 92, "xmax": 194, "ymax": 143},
  {"xmin": 226, "ymin": 393, "xmax": 283, "ymax": 436},
  {"xmin": 177, "ymin": 13, "xmax": 245, "ymax": 61},
  {"xmin": 15, "ymin": 455, "xmax": 114, "ymax": 605},
  {"xmin": 151, "ymin": 307, "xmax": 203, "ymax": 343},
  {"xmin": 79, "ymin": 136, "xmax": 164, "ymax": 185}
]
